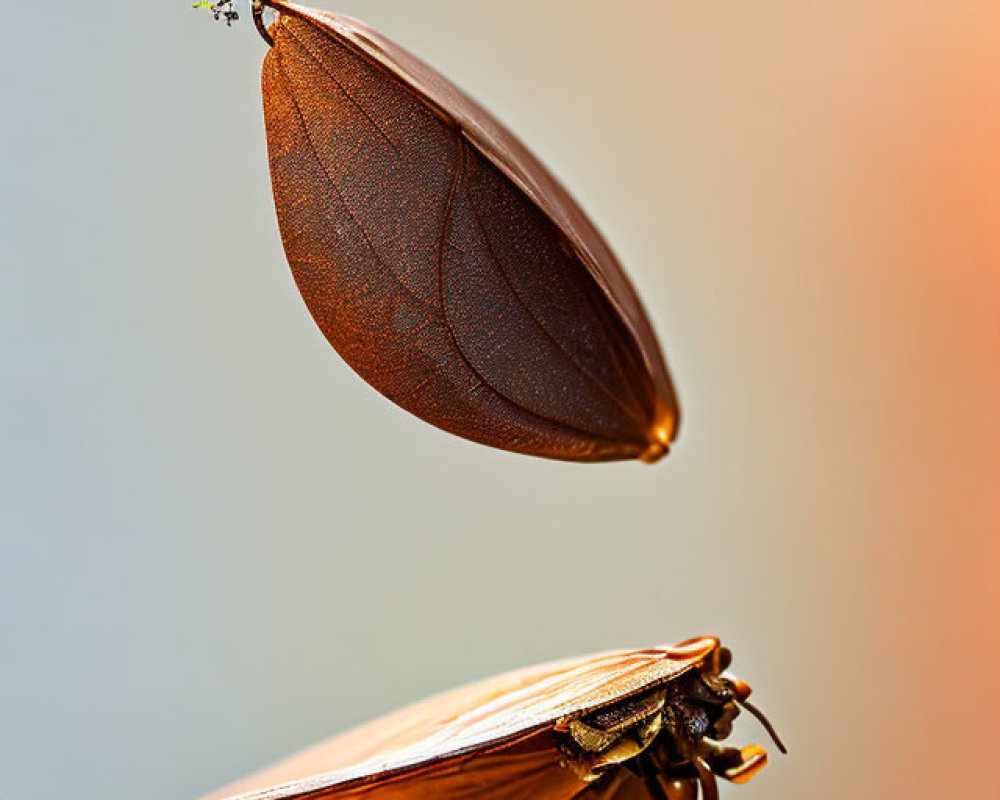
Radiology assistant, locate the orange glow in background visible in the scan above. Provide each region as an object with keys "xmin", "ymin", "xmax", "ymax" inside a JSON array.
[{"xmin": 1, "ymin": 3, "xmax": 997, "ymax": 800}]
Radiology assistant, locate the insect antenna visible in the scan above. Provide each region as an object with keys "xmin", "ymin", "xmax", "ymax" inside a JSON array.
[{"xmin": 736, "ymin": 699, "xmax": 787, "ymax": 754}]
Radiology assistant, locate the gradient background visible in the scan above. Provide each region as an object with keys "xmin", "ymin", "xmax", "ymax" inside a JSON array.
[{"xmin": 2, "ymin": 2, "xmax": 998, "ymax": 799}]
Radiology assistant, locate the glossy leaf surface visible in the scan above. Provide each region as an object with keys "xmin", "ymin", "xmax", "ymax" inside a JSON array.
[
  {"xmin": 203, "ymin": 638, "xmax": 718, "ymax": 800},
  {"xmin": 261, "ymin": 2, "xmax": 679, "ymax": 462}
]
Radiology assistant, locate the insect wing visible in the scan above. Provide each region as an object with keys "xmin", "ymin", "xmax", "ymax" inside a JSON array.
[{"xmin": 203, "ymin": 640, "xmax": 717, "ymax": 800}]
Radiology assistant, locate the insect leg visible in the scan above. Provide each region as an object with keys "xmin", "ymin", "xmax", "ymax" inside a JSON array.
[
  {"xmin": 696, "ymin": 740, "xmax": 768, "ymax": 784},
  {"xmin": 651, "ymin": 776, "xmax": 698, "ymax": 800},
  {"xmin": 642, "ymin": 775, "xmax": 670, "ymax": 800},
  {"xmin": 691, "ymin": 757, "xmax": 719, "ymax": 800},
  {"xmin": 636, "ymin": 746, "xmax": 698, "ymax": 799}
]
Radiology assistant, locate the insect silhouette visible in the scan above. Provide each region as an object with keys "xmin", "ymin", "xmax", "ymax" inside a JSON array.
[
  {"xmin": 235, "ymin": 0, "xmax": 682, "ymax": 463},
  {"xmin": 204, "ymin": 637, "xmax": 784, "ymax": 800}
]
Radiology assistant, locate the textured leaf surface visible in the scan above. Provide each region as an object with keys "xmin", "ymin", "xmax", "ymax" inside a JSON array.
[{"xmin": 262, "ymin": 2, "xmax": 678, "ymax": 462}]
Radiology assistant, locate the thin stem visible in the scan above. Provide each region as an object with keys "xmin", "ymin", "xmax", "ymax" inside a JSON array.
[{"xmin": 253, "ymin": 0, "xmax": 274, "ymax": 46}]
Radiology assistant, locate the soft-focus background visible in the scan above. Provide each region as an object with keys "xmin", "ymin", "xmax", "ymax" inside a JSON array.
[{"xmin": 2, "ymin": 1, "xmax": 998, "ymax": 798}]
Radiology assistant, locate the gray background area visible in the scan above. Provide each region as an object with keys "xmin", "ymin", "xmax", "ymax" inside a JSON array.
[{"xmin": 2, "ymin": 2, "xmax": 998, "ymax": 799}]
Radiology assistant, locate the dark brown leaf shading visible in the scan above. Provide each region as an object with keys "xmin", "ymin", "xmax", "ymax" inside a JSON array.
[{"xmin": 261, "ymin": 2, "xmax": 679, "ymax": 462}]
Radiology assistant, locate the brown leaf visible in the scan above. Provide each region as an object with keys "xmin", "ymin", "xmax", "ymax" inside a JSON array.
[{"xmin": 262, "ymin": 2, "xmax": 679, "ymax": 462}]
